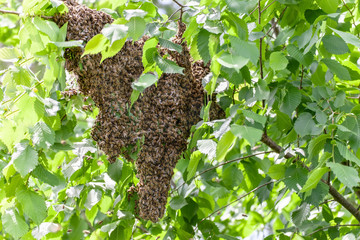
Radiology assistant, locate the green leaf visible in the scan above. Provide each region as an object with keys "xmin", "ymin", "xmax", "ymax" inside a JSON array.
[
  {"xmin": 268, "ymin": 164, "xmax": 285, "ymax": 180},
  {"xmin": 304, "ymin": 181, "xmax": 329, "ymax": 206},
  {"xmin": 229, "ymin": 36, "xmax": 259, "ymax": 64},
  {"xmin": 230, "ymin": 124, "xmax": 263, "ymax": 146},
  {"xmin": 329, "ymin": 27, "xmax": 360, "ymax": 48},
  {"xmin": 326, "ymin": 162, "xmax": 360, "ymax": 189},
  {"xmin": 322, "ymin": 35, "xmax": 349, "ymax": 55},
  {"xmin": 308, "ymin": 134, "xmax": 330, "ymax": 161},
  {"xmin": 287, "ymin": 44, "xmax": 313, "ymax": 66},
  {"xmin": 101, "ymin": 37, "xmax": 126, "ymax": 62},
  {"xmin": 101, "ymin": 24, "xmax": 128, "ymax": 44},
  {"xmin": 311, "ymin": 62, "xmax": 326, "ymax": 86},
  {"xmin": 269, "ymin": 52, "xmax": 289, "ymax": 71},
  {"xmin": 154, "ymin": 54, "xmax": 184, "ymax": 74},
  {"xmin": 126, "ymin": 17, "xmax": 146, "ymax": 41},
  {"xmin": 197, "ymin": 140, "xmax": 217, "ymax": 160},
  {"xmin": 242, "ymin": 109, "xmax": 267, "ymax": 126},
  {"xmin": 159, "ymin": 38, "xmax": 182, "ymax": 53},
  {"xmin": 33, "ymin": 17, "xmax": 60, "ymax": 42},
  {"xmin": 108, "ymin": 159, "xmax": 123, "ymax": 182},
  {"xmin": 16, "ymin": 187, "xmax": 47, "ymax": 225},
  {"xmin": 336, "ymin": 141, "xmax": 360, "ymax": 165},
  {"xmin": 2, "ymin": 209, "xmax": 29, "ymax": 239},
  {"xmin": 294, "ymin": 112, "xmax": 316, "ymax": 137},
  {"xmin": 301, "ymin": 167, "xmax": 329, "ymax": 192},
  {"xmin": 187, "ymin": 150, "xmax": 202, "ymax": 180},
  {"xmin": 0, "ymin": 47, "xmax": 21, "ymax": 62},
  {"xmin": 284, "ymin": 165, "xmax": 307, "ymax": 191},
  {"xmin": 275, "ymin": 110, "xmax": 292, "ymax": 131},
  {"xmin": 322, "ymin": 204, "xmax": 333, "ymax": 222},
  {"xmin": 322, "ymin": 58, "xmax": 351, "ymax": 80},
  {"xmin": 82, "ymin": 34, "xmax": 108, "ymax": 56},
  {"xmin": 216, "ymin": 131, "xmax": 236, "ymax": 162},
  {"xmin": 217, "ymin": 53, "xmax": 249, "ymax": 72},
  {"xmin": 12, "ymin": 140, "xmax": 38, "ymax": 177},
  {"xmin": 131, "ymin": 73, "xmax": 158, "ymax": 92},
  {"xmin": 197, "ymin": 29, "xmax": 211, "ymax": 64},
  {"xmin": 32, "ymin": 164, "xmax": 62, "ymax": 186},
  {"xmin": 32, "ymin": 121, "xmax": 55, "ymax": 149},
  {"xmin": 291, "ymin": 203, "xmax": 310, "ymax": 227},
  {"xmin": 280, "ymin": 86, "xmax": 301, "ymax": 116},
  {"xmin": 316, "ymin": 0, "xmax": 339, "ymax": 13},
  {"xmin": 123, "ymin": 9, "xmax": 147, "ymax": 20},
  {"xmin": 222, "ymin": 163, "xmax": 243, "ymax": 189},
  {"xmin": 169, "ymin": 196, "xmax": 187, "ymax": 210}
]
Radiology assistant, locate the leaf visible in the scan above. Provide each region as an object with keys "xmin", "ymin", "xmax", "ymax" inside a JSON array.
[
  {"xmin": 82, "ymin": 34, "xmax": 108, "ymax": 56},
  {"xmin": 291, "ymin": 203, "xmax": 310, "ymax": 227},
  {"xmin": 322, "ymin": 58, "xmax": 351, "ymax": 80},
  {"xmin": 329, "ymin": 27, "xmax": 360, "ymax": 48},
  {"xmin": 123, "ymin": 9, "xmax": 147, "ymax": 20},
  {"xmin": 294, "ymin": 112, "xmax": 316, "ymax": 137},
  {"xmin": 0, "ymin": 47, "xmax": 21, "ymax": 62},
  {"xmin": 32, "ymin": 121, "xmax": 55, "ymax": 149},
  {"xmin": 322, "ymin": 35, "xmax": 349, "ymax": 55},
  {"xmin": 287, "ymin": 44, "xmax": 313, "ymax": 66},
  {"xmin": 217, "ymin": 53, "xmax": 249, "ymax": 72},
  {"xmin": 308, "ymin": 134, "xmax": 330, "ymax": 161},
  {"xmin": 280, "ymin": 86, "xmax": 301, "ymax": 116},
  {"xmin": 142, "ymin": 37, "xmax": 158, "ymax": 68},
  {"xmin": 100, "ymin": 37, "xmax": 126, "ymax": 62},
  {"xmin": 322, "ymin": 204, "xmax": 333, "ymax": 222},
  {"xmin": 229, "ymin": 36, "xmax": 259, "ymax": 64},
  {"xmin": 284, "ymin": 165, "xmax": 308, "ymax": 191},
  {"xmin": 33, "ymin": 17, "xmax": 59, "ymax": 41},
  {"xmin": 101, "ymin": 24, "xmax": 128, "ymax": 44},
  {"xmin": 187, "ymin": 150, "xmax": 202, "ymax": 181},
  {"xmin": 197, "ymin": 140, "xmax": 217, "ymax": 160},
  {"xmin": 304, "ymin": 181, "xmax": 329, "ymax": 206},
  {"xmin": 126, "ymin": 17, "xmax": 146, "ymax": 41},
  {"xmin": 230, "ymin": 124, "xmax": 263, "ymax": 146},
  {"xmin": 154, "ymin": 54, "xmax": 184, "ymax": 74},
  {"xmin": 32, "ymin": 164, "xmax": 62, "ymax": 186},
  {"xmin": 316, "ymin": 0, "xmax": 339, "ymax": 13},
  {"xmin": 108, "ymin": 159, "xmax": 123, "ymax": 182},
  {"xmin": 16, "ymin": 187, "xmax": 47, "ymax": 225},
  {"xmin": 169, "ymin": 196, "xmax": 188, "ymax": 210},
  {"xmin": 84, "ymin": 189, "xmax": 102, "ymax": 210},
  {"xmin": 301, "ymin": 167, "xmax": 329, "ymax": 192},
  {"xmin": 2, "ymin": 209, "xmax": 29, "ymax": 239},
  {"xmin": 269, "ymin": 52, "xmax": 289, "ymax": 71},
  {"xmin": 32, "ymin": 222, "xmax": 62, "ymax": 239},
  {"xmin": 268, "ymin": 164, "xmax": 285, "ymax": 180},
  {"xmin": 159, "ymin": 38, "xmax": 182, "ymax": 53},
  {"xmin": 311, "ymin": 62, "xmax": 326, "ymax": 86},
  {"xmin": 326, "ymin": 162, "xmax": 360, "ymax": 189},
  {"xmin": 197, "ymin": 29, "xmax": 211, "ymax": 64},
  {"xmin": 131, "ymin": 73, "xmax": 158, "ymax": 92},
  {"xmin": 12, "ymin": 140, "xmax": 38, "ymax": 177},
  {"xmin": 222, "ymin": 163, "xmax": 243, "ymax": 189},
  {"xmin": 216, "ymin": 131, "xmax": 236, "ymax": 162},
  {"xmin": 242, "ymin": 109, "xmax": 267, "ymax": 126},
  {"xmin": 336, "ymin": 141, "xmax": 360, "ymax": 165}
]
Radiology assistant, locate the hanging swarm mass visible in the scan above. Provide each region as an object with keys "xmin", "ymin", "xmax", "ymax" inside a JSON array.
[{"xmin": 53, "ymin": 0, "xmax": 224, "ymax": 222}]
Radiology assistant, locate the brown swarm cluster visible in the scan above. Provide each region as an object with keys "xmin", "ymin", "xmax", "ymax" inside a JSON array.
[{"xmin": 53, "ymin": 0, "xmax": 224, "ymax": 222}]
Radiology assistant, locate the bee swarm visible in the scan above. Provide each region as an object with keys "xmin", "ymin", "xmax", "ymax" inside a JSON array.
[{"xmin": 53, "ymin": 0, "xmax": 224, "ymax": 222}]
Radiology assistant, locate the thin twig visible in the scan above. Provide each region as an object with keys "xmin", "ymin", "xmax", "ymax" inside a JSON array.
[
  {"xmin": 249, "ymin": 6, "xmax": 259, "ymax": 16},
  {"xmin": 306, "ymin": 224, "xmax": 360, "ymax": 236},
  {"xmin": 172, "ymin": 0, "xmax": 184, "ymax": 7},
  {"xmin": 265, "ymin": 7, "xmax": 287, "ymax": 37},
  {"xmin": 300, "ymin": 65, "xmax": 304, "ymax": 90},
  {"xmin": 341, "ymin": 0, "xmax": 359, "ymax": 37},
  {"xmin": 171, "ymin": 151, "xmax": 273, "ymax": 195},
  {"xmin": 163, "ymin": 8, "xmax": 182, "ymax": 26},
  {"xmin": 261, "ymin": 0, "xmax": 277, "ymax": 13},
  {"xmin": 0, "ymin": 9, "xmax": 20, "ymax": 15},
  {"xmin": 201, "ymin": 180, "xmax": 277, "ymax": 221}
]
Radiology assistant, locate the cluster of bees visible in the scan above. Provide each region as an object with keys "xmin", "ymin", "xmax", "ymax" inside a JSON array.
[{"xmin": 53, "ymin": 0, "xmax": 224, "ymax": 222}]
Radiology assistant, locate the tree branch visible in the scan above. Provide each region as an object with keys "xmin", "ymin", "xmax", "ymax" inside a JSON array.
[
  {"xmin": 261, "ymin": 132, "xmax": 360, "ymax": 222},
  {"xmin": 341, "ymin": 0, "xmax": 359, "ymax": 37},
  {"xmin": 306, "ymin": 224, "xmax": 360, "ymax": 236},
  {"xmin": 0, "ymin": 9, "xmax": 20, "ymax": 15}
]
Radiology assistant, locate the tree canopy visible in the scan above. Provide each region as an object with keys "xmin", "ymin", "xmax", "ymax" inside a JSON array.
[{"xmin": 1, "ymin": 0, "xmax": 360, "ymax": 239}]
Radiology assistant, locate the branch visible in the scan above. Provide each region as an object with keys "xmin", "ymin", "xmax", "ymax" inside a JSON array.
[
  {"xmin": 258, "ymin": 0, "xmax": 264, "ymax": 81},
  {"xmin": 261, "ymin": 131, "xmax": 360, "ymax": 223},
  {"xmin": 201, "ymin": 180, "xmax": 277, "ymax": 221},
  {"xmin": 306, "ymin": 224, "xmax": 360, "ymax": 236},
  {"xmin": 341, "ymin": 0, "xmax": 359, "ymax": 37},
  {"xmin": 261, "ymin": 0, "xmax": 277, "ymax": 13},
  {"xmin": 0, "ymin": 9, "xmax": 20, "ymax": 15}
]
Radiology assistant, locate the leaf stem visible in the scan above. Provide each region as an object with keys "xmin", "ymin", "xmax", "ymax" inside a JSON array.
[
  {"xmin": 261, "ymin": 0, "xmax": 277, "ymax": 13},
  {"xmin": 341, "ymin": 0, "xmax": 359, "ymax": 37},
  {"xmin": 0, "ymin": 9, "xmax": 20, "ymax": 15}
]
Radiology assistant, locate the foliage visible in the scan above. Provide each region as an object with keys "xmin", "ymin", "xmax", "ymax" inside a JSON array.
[{"xmin": 1, "ymin": 0, "xmax": 360, "ymax": 239}]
